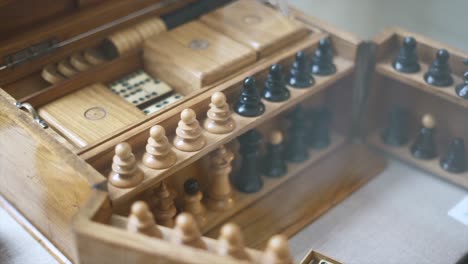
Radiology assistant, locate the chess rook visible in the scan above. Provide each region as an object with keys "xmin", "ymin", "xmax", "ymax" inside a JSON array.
[
  {"xmin": 153, "ymin": 181, "xmax": 177, "ymax": 227},
  {"xmin": 232, "ymin": 130, "xmax": 264, "ymax": 193},
  {"xmin": 234, "ymin": 77, "xmax": 265, "ymax": 117},
  {"xmin": 206, "ymin": 145, "xmax": 235, "ymax": 211},
  {"xmin": 204, "ymin": 92, "xmax": 235, "ymax": 134},
  {"xmin": 410, "ymin": 114, "xmax": 437, "ymax": 160},
  {"xmin": 455, "ymin": 72, "xmax": 468, "ymax": 99},
  {"xmin": 262, "ymin": 64, "xmax": 290, "ymax": 102},
  {"xmin": 174, "ymin": 109, "xmax": 206, "ymax": 152},
  {"xmin": 172, "ymin": 213, "xmax": 207, "ymax": 250},
  {"xmin": 381, "ymin": 108, "xmax": 409, "ymax": 146},
  {"xmin": 311, "ymin": 37, "xmax": 337, "ymax": 76},
  {"xmin": 288, "ymin": 51, "xmax": 314, "ymax": 88},
  {"xmin": 440, "ymin": 138, "xmax": 466, "ymax": 173},
  {"xmin": 143, "ymin": 125, "xmax": 177, "ymax": 169},
  {"xmin": 108, "ymin": 143, "xmax": 144, "ymax": 188},
  {"xmin": 182, "ymin": 179, "xmax": 207, "ymax": 226},
  {"xmin": 217, "ymin": 223, "xmax": 250, "ymax": 261},
  {"xmin": 261, "ymin": 235, "xmax": 293, "ymax": 264},
  {"xmin": 286, "ymin": 106, "xmax": 309, "ymax": 162},
  {"xmin": 127, "ymin": 201, "xmax": 162, "ymax": 238},
  {"xmin": 424, "ymin": 49, "xmax": 454, "ymax": 87},
  {"xmin": 393, "ymin": 36, "xmax": 420, "ymax": 73},
  {"xmin": 264, "ymin": 131, "xmax": 287, "ymax": 178}
]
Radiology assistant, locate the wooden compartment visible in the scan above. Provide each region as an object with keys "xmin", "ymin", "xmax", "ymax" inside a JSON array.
[
  {"xmin": 365, "ymin": 27, "xmax": 468, "ymax": 189},
  {"xmin": 0, "ymin": 1, "xmax": 390, "ymax": 263}
]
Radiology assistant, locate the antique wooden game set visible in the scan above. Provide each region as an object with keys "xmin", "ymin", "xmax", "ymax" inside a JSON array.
[{"xmin": 0, "ymin": 0, "xmax": 466, "ymax": 263}]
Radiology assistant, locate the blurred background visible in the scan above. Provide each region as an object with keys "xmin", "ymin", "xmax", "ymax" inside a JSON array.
[{"xmin": 290, "ymin": 0, "xmax": 468, "ymax": 50}]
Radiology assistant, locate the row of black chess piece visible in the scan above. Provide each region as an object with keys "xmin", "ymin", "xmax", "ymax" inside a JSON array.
[
  {"xmin": 382, "ymin": 109, "xmax": 466, "ymax": 173},
  {"xmin": 232, "ymin": 105, "xmax": 332, "ymax": 193},
  {"xmin": 234, "ymin": 37, "xmax": 336, "ymax": 117},
  {"xmin": 393, "ymin": 36, "xmax": 468, "ymax": 99}
]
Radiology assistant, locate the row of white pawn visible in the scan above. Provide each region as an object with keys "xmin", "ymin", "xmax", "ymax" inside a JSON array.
[
  {"xmin": 109, "ymin": 91, "xmax": 235, "ymax": 189},
  {"xmin": 127, "ymin": 200, "xmax": 294, "ymax": 264}
]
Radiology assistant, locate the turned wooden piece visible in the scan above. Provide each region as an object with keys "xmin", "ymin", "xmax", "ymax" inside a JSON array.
[
  {"xmin": 57, "ymin": 60, "xmax": 78, "ymax": 77},
  {"xmin": 108, "ymin": 143, "xmax": 144, "ymax": 188},
  {"xmin": 84, "ymin": 48, "xmax": 106, "ymax": 65},
  {"xmin": 205, "ymin": 145, "xmax": 235, "ymax": 211},
  {"xmin": 173, "ymin": 109, "xmax": 206, "ymax": 152},
  {"xmin": 143, "ymin": 125, "xmax": 177, "ymax": 169},
  {"xmin": 217, "ymin": 223, "xmax": 250, "ymax": 260},
  {"xmin": 127, "ymin": 201, "xmax": 162, "ymax": 238},
  {"xmin": 153, "ymin": 181, "xmax": 177, "ymax": 227},
  {"xmin": 262, "ymin": 235, "xmax": 293, "ymax": 264},
  {"xmin": 41, "ymin": 64, "xmax": 66, "ymax": 84},
  {"xmin": 172, "ymin": 213, "xmax": 207, "ymax": 249},
  {"xmin": 182, "ymin": 179, "xmax": 206, "ymax": 226},
  {"xmin": 70, "ymin": 53, "xmax": 91, "ymax": 72},
  {"xmin": 203, "ymin": 92, "xmax": 235, "ymax": 134}
]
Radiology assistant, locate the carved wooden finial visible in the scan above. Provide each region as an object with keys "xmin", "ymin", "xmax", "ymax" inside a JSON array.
[
  {"xmin": 174, "ymin": 109, "xmax": 206, "ymax": 152},
  {"xmin": 108, "ymin": 142, "xmax": 143, "ymax": 188},
  {"xmin": 172, "ymin": 213, "xmax": 207, "ymax": 249},
  {"xmin": 218, "ymin": 223, "xmax": 250, "ymax": 260}
]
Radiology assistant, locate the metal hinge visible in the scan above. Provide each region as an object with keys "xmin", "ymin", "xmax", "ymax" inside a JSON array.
[
  {"xmin": 15, "ymin": 102, "xmax": 48, "ymax": 129},
  {"xmin": 1, "ymin": 38, "xmax": 59, "ymax": 70}
]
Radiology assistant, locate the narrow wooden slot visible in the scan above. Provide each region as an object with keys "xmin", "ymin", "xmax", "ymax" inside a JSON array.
[
  {"xmin": 376, "ymin": 62, "xmax": 465, "ymax": 109},
  {"xmin": 369, "ymin": 131, "xmax": 468, "ymax": 189},
  {"xmin": 201, "ymin": 132, "xmax": 345, "ymax": 233},
  {"xmin": 107, "ymin": 57, "xmax": 354, "ymax": 205}
]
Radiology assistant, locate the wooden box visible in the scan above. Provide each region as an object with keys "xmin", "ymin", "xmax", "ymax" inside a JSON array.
[{"xmin": 8, "ymin": 1, "xmax": 468, "ymax": 264}]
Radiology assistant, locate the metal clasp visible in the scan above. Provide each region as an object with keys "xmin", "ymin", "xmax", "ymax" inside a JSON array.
[{"xmin": 15, "ymin": 102, "xmax": 48, "ymax": 129}]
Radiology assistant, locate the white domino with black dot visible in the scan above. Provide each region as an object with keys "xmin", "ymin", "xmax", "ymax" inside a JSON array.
[
  {"xmin": 108, "ymin": 70, "xmax": 173, "ymax": 107},
  {"xmin": 141, "ymin": 93, "xmax": 184, "ymax": 115}
]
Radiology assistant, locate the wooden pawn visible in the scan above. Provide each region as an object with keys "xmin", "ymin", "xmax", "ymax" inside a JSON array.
[
  {"xmin": 182, "ymin": 179, "xmax": 206, "ymax": 226},
  {"xmin": 217, "ymin": 223, "xmax": 250, "ymax": 260},
  {"xmin": 153, "ymin": 181, "xmax": 177, "ymax": 227},
  {"xmin": 108, "ymin": 143, "xmax": 144, "ymax": 188},
  {"xmin": 143, "ymin": 125, "xmax": 177, "ymax": 169},
  {"xmin": 262, "ymin": 235, "xmax": 293, "ymax": 264},
  {"xmin": 205, "ymin": 145, "xmax": 235, "ymax": 211},
  {"xmin": 204, "ymin": 92, "xmax": 235, "ymax": 134},
  {"xmin": 127, "ymin": 201, "xmax": 162, "ymax": 238},
  {"xmin": 173, "ymin": 109, "xmax": 206, "ymax": 152},
  {"xmin": 172, "ymin": 213, "xmax": 207, "ymax": 250}
]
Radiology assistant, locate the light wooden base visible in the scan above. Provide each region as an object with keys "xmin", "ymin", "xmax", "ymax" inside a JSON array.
[{"xmin": 369, "ymin": 131, "xmax": 468, "ymax": 189}]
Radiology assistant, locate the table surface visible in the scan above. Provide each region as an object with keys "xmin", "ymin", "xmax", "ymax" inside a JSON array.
[{"xmin": 1, "ymin": 0, "xmax": 468, "ymax": 263}]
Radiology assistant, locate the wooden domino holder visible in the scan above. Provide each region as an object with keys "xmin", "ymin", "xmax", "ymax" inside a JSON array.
[{"xmin": 365, "ymin": 27, "xmax": 468, "ymax": 189}]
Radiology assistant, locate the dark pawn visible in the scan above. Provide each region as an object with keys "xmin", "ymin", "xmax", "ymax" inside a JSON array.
[
  {"xmin": 262, "ymin": 64, "xmax": 290, "ymax": 102},
  {"xmin": 184, "ymin": 178, "xmax": 200, "ymax": 195},
  {"xmin": 264, "ymin": 131, "xmax": 287, "ymax": 178},
  {"xmin": 393, "ymin": 36, "xmax": 420, "ymax": 73},
  {"xmin": 288, "ymin": 51, "xmax": 315, "ymax": 88},
  {"xmin": 381, "ymin": 108, "xmax": 409, "ymax": 146},
  {"xmin": 311, "ymin": 38, "xmax": 336, "ymax": 76},
  {"xmin": 455, "ymin": 72, "xmax": 468, "ymax": 99},
  {"xmin": 234, "ymin": 77, "xmax": 265, "ymax": 117},
  {"xmin": 232, "ymin": 130, "xmax": 263, "ymax": 193},
  {"xmin": 440, "ymin": 138, "xmax": 466, "ymax": 173},
  {"xmin": 309, "ymin": 107, "xmax": 331, "ymax": 149},
  {"xmin": 410, "ymin": 114, "xmax": 437, "ymax": 160},
  {"xmin": 286, "ymin": 106, "xmax": 309, "ymax": 162},
  {"xmin": 424, "ymin": 49, "xmax": 454, "ymax": 87}
]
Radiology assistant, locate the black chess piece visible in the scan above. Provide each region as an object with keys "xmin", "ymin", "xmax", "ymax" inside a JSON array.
[
  {"xmin": 455, "ymin": 72, "xmax": 468, "ymax": 99},
  {"xmin": 263, "ymin": 131, "xmax": 287, "ymax": 178},
  {"xmin": 184, "ymin": 178, "xmax": 200, "ymax": 195},
  {"xmin": 424, "ymin": 49, "xmax": 454, "ymax": 87},
  {"xmin": 381, "ymin": 108, "xmax": 409, "ymax": 146},
  {"xmin": 234, "ymin": 77, "xmax": 265, "ymax": 117},
  {"xmin": 440, "ymin": 138, "xmax": 466, "ymax": 173},
  {"xmin": 232, "ymin": 130, "xmax": 263, "ymax": 193},
  {"xmin": 393, "ymin": 36, "xmax": 420, "ymax": 73},
  {"xmin": 288, "ymin": 51, "xmax": 315, "ymax": 88},
  {"xmin": 286, "ymin": 106, "xmax": 309, "ymax": 162},
  {"xmin": 311, "ymin": 38, "xmax": 336, "ymax": 76},
  {"xmin": 309, "ymin": 107, "xmax": 331, "ymax": 149},
  {"xmin": 262, "ymin": 64, "xmax": 290, "ymax": 102},
  {"xmin": 410, "ymin": 114, "xmax": 437, "ymax": 160}
]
